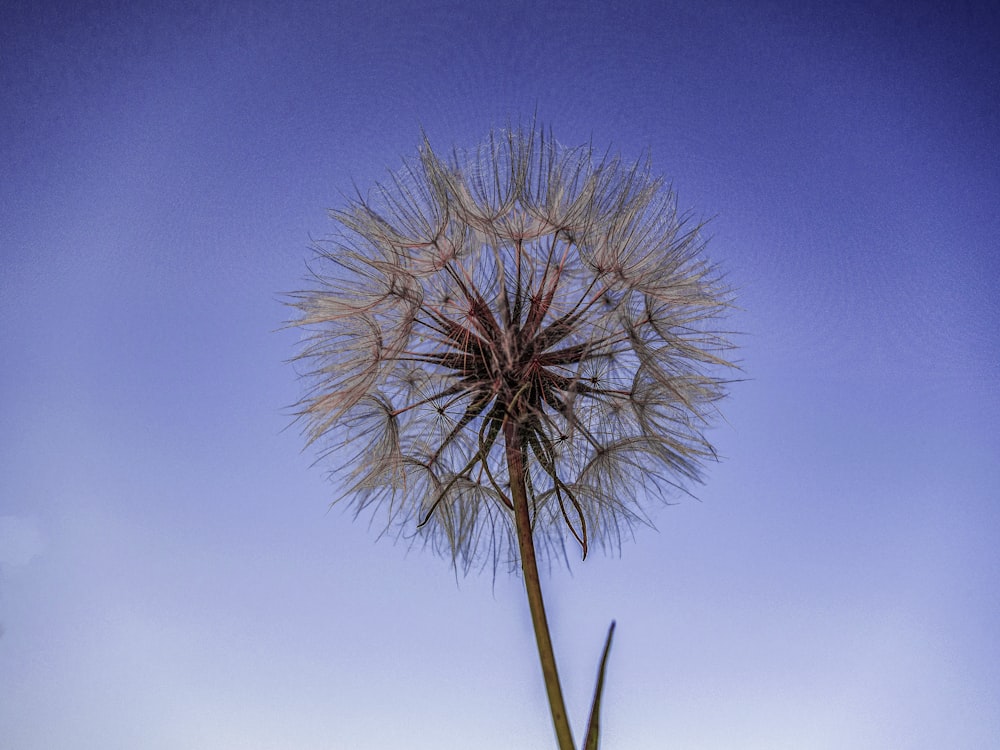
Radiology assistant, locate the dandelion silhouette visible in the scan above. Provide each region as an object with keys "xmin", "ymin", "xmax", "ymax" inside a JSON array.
[{"xmin": 290, "ymin": 125, "xmax": 735, "ymax": 749}]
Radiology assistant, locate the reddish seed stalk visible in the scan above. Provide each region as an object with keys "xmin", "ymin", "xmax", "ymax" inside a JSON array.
[{"xmin": 504, "ymin": 416, "xmax": 576, "ymax": 750}]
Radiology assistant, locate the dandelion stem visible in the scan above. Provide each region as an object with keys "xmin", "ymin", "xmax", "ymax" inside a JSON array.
[{"xmin": 504, "ymin": 416, "xmax": 575, "ymax": 750}]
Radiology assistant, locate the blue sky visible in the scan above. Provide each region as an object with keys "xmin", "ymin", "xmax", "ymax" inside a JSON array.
[{"xmin": 2, "ymin": 1, "xmax": 998, "ymax": 748}]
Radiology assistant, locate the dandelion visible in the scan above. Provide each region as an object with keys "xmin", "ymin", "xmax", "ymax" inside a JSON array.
[{"xmin": 289, "ymin": 125, "xmax": 736, "ymax": 750}]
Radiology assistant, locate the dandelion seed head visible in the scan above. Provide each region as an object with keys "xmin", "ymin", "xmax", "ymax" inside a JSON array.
[{"xmin": 290, "ymin": 125, "xmax": 736, "ymax": 572}]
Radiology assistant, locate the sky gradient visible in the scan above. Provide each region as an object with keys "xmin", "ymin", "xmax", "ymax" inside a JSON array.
[{"xmin": 2, "ymin": 1, "xmax": 998, "ymax": 748}]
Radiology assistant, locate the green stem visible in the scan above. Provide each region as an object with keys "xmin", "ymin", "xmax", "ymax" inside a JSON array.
[{"xmin": 504, "ymin": 418, "xmax": 576, "ymax": 750}]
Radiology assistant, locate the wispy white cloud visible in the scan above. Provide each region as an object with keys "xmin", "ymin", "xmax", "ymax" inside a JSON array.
[{"xmin": 0, "ymin": 515, "xmax": 43, "ymax": 567}]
